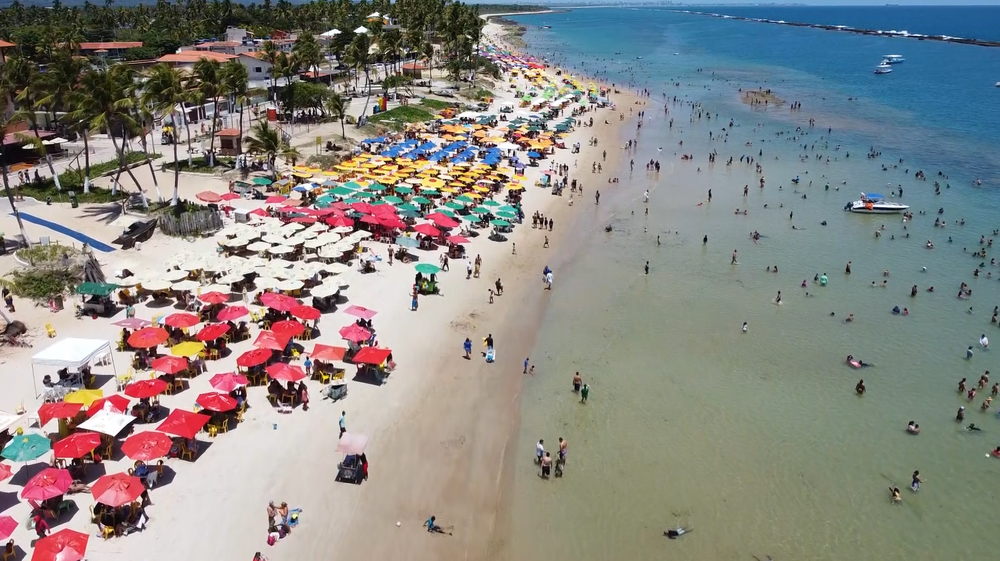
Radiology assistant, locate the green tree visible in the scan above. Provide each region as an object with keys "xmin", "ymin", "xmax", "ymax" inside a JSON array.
[
  {"xmin": 0, "ymin": 113, "xmax": 31, "ymax": 247},
  {"xmin": 243, "ymin": 120, "xmax": 296, "ymax": 180},
  {"xmin": 221, "ymin": 59, "xmax": 250, "ymax": 146},
  {"xmin": 325, "ymin": 91, "xmax": 348, "ymax": 139},
  {"xmin": 193, "ymin": 57, "xmax": 224, "ymax": 166},
  {"xmin": 140, "ymin": 63, "xmax": 188, "ymax": 205},
  {"xmin": 0, "ymin": 55, "xmax": 63, "ymax": 191}
]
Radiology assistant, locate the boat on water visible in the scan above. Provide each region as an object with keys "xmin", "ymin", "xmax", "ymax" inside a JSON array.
[
  {"xmin": 874, "ymin": 64, "xmax": 893, "ymax": 74},
  {"xmin": 882, "ymin": 54, "xmax": 905, "ymax": 64},
  {"xmin": 845, "ymin": 193, "xmax": 910, "ymax": 214}
]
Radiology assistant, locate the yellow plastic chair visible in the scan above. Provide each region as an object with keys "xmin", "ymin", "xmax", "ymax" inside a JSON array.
[{"xmin": 45, "ymin": 323, "xmax": 56, "ymax": 338}]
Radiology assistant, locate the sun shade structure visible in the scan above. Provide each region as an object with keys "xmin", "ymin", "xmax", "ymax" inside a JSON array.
[{"xmin": 31, "ymin": 338, "xmax": 117, "ymax": 397}]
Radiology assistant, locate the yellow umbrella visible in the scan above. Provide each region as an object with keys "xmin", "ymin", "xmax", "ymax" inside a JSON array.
[
  {"xmin": 306, "ymin": 167, "xmax": 321, "ymax": 173},
  {"xmin": 64, "ymin": 389, "xmax": 103, "ymax": 407},
  {"xmin": 292, "ymin": 172, "xmax": 311, "ymax": 178},
  {"xmin": 464, "ymin": 192, "xmax": 482, "ymax": 199},
  {"xmin": 507, "ymin": 184, "xmax": 525, "ymax": 191},
  {"xmin": 440, "ymin": 187, "xmax": 458, "ymax": 193},
  {"xmin": 293, "ymin": 166, "xmax": 310, "ymax": 172},
  {"xmin": 321, "ymin": 170, "xmax": 338, "ymax": 176},
  {"xmin": 171, "ymin": 341, "xmax": 205, "ymax": 357},
  {"xmin": 472, "ymin": 185, "xmax": 490, "ymax": 193}
]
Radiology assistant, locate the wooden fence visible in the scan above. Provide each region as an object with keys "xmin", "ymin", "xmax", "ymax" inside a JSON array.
[{"xmin": 158, "ymin": 210, "xmax": 223, "ymax": 237}]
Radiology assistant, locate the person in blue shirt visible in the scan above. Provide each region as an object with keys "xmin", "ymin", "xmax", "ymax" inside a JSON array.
[
  {"xmin": 424, "ymin": 515, "xmax": 451, "ymax": 535},
  {"xmin": 463, "ymin": 338, "xmax": 472, "ymax": 359}
]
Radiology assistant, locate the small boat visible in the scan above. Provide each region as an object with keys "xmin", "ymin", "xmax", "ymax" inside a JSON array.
[
  {"xmin": 845, "ymin": 193, "xmax": 909, "ymax": 214},
  {"xmin": 874, "ymin": 64, "xmax": 892, "ymax": 74},
  {"xmin": 882, "ymin": 54, "xmax": 904, "ymax": 64},
  {"xmin": 995, "ymin": 82, "xmax": 1000, "ymax": 88}
]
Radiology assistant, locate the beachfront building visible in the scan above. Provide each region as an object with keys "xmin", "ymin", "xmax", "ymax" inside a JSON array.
[{"xmin": 78, "ymin": 41, "xmax": 143, "ymax": 60}]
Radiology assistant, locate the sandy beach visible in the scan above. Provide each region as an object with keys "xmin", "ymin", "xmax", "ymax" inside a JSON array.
[{"xmin": 0, "ymin": 20, "xmax": 636, "ymax": 561}]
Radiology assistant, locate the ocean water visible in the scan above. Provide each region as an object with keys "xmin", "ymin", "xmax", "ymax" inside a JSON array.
[{"xmin": 501, "ymin": 7, "xmax": 1000, "ymax": 561}]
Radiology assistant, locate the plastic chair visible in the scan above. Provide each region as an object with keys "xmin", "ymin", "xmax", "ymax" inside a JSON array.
[
  {"xmin": 102, "ymin": 524, "xmax": 116, "ymax": 540},
  {"xmin": 319, "ymin": 371, "xmax": 332, "ymax": 384},
  {"xmin": 45, "ymin": 323, "xmax": 56, "ymax": 337},
  {"xmin": 180, "ymin": 445, "xmax": 196, "ymax": 461}
]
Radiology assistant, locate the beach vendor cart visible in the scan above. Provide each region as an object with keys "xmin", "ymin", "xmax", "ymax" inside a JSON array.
[
  {"xmin": 76, "ymin": 282, "xmax": 119, "ymax": 317},
  {"xmin": 322, "ymin": 379, "xmax": 348, "ymax": 402},
  {"xmin": 335, "ymin": 432, "xmax": 369, "ymax": 484}
]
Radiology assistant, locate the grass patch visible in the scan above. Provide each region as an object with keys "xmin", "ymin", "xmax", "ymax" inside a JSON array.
[
  {"xmin": 470, "ymin": 88, "xmax": 495, "ymax": 101},
  {"xmin": 6, "ymin": 243, "xmax": 85, "ymax": 300},
  {"xmin": 18, "ymin": 152, "xmax": 161, "ymax": 204},
  {"xmin": 160, "ymin": 156, "xmax": 236, "ymax": 174},
  {"xmin": 419, "ymin": 98, "xmax": 455, "ymax": 111},
  {"xmin": 368, "ymin": 105, "xmax": 435, "ymax": 131}
]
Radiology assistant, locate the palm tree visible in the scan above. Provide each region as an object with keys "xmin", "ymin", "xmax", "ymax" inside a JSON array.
[
  {"xmin": 0, "ymin": 114, "xmax": 31, "ymax": 247},
  {"xmin": 193, "ymin": 57, "xmax": 224, "ymax": 167},
  {"xmin": 421, "ymin": 41, "xmax": 434, "ymax": 92},
  {"xmin": 345, "ymin": 33, "xmax": 373, "ymax": 116},
  {"xmin": 325, "ymin": 92, "xmax": 348, "ymax": 139},
  {"xmin": 293, "ymin": 33, "xmax": 323, "ymax": 82},
  {"xmin": 259, "ymin": 40, "xmax": 280, "ymax": 100},
  {"xmin": 141, "ymin": 63, "xmax": 188, "ymax": 205},
  {"xmin": 221, "ymin": 60, "xmax": 250, "ymax": 148},
  {"xmin": 243, "ymin": 120, "xmax": 296, "ymax": 180},
  {"xmin": 1, "ymin": 55, "xmax": 63, "ymax": 191}
]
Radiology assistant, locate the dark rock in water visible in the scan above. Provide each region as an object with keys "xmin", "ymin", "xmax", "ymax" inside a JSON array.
[{"xmin": 820, "ymin": 221, "xmax": 828, "ymax": 226}]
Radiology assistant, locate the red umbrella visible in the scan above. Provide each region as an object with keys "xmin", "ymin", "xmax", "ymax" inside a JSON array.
[
  {"xmin": 428, "ymin": 213, "xmax": 460, "ymax": 228},
  {"xmin": 249, "ymin": 207, "xmax": 268, "ymax": 217},
  {"xmin": 447, "ymin": 235, "xmax": 470, "ymax": 244},
  {"xmin": 124, "ymin": 379, "xmax": 169, "ymax": 399},
  {"xmin": 37, "ymin": 402, "xmax": 83, "ymax": 427},
  {"xmin": 253, "ymin": 330, "xmax": 290, "ymax": 351},
  {"xmin": 0, "ymin": 463, "xmax": 12, "ymax": 482},
  {"xmin": 209, "ymin": 372, "xmax": 249, "ymax": 392},
  {"xmin": 91, "ymin": 472, "xmax": 145, "ymax": 507},
  {"xmin": 290, "ymin": 304, "xmax": 321, "ymax": 321},
  {"xmin": 330, "ymin": 201, "xmax": 351, "ymax": 210},
  {"xmin": 196, "ymin": 392, "xmax": 238, "ymax": 412},
  {"xmin": 339, "ymin": 323, "xmax": 372, "ymax": 343},
  {"xmin": 196, "ymin": 322, "xmax": 231, "ymax": 341},
  {"xmin": 260, "ymin": 292, "xmax": 297, "ymax": 311},
  {"xmin": 351, "ymin": 202, "xmax": 374, "ymax": 214},
  {"xmin": 87, "ymin": 395, "xmax": 130, "ymax": 418},
  {"xmin": 360, "ymin": 214, "xmax": 381, "ymax": 225},
  {"xmin": 271, "ymin": 320, "xmax": 304, "ymax": 339},
  {"xmin": 372, "ymin": 204, "xmax": 397, "ymax": 215},
  {"xmin": 379, "ymin": 216, "xmax": 407, "ymax": 229},
  {"xmin": 325, "ymin": 216, "xmax": 354, "ymax": 228},
  {"xmin": 150, "ymin": 355, "xmax": 189, "ymax": 374},
  {"xmin": 163, "ymin": 313, "xmax": 200, "ymax": 328},
  {"xmin": 309, "ymin": 344, "xmax": 346, "ymax": 361},
  {"xmin": 121, "ymin": 431, "xmax": 173, "ymax": 461},
  {"xmin": 156, "ymin": 409, "xmax": 209, "ymax": 439},
  {"xmin": 21, "ymin": 468, "xmax": 72, "ymax": 501},
  {"xmin": 199, "ymin": 291, "xmax": 230, "ymax": 304},
  {"xmin": 196, "ymin": 191, "xmax": 222, "ymax": 203},
  {"xmin": 31, "ymin": 528, "xmax": 89, "ymax": 561},
  {"xmin": 128, "ymin": 326, "xmax": 169, "ymax": 348},
  {"xmin": 220, "ymin": 192, "xmax": 241, "ymax": 201},
  {"xmin": 289, "ymin": 216, "xmax": 317, "ymax": 224},
  {"xmin": 237, "ymin": 348, "xmax": 272, "ymax": 368},
  {"xmin": 266, "ymin": 362, "xmax": 307, "ymax": 383},
  {"xmin": 353, "ymin": 347, "xmax": 393, "ymax": 365},
  {"xmin": 265, "ymin": 195, "xmax": 286, "ymax": 204},
  {"xmin": 413, "ymin": 223, "xmax": 441, "ymax": 237},
  {"xmin": 216, "ymin": 305, "xmax": 249, "ymax": 321},
  {"xmin": 52, "ymin": 432, "xmax": 102, "ymax": 459},
  {"xmin": 0, "ymin": 514, "xmax": 16, "ymax": 541},
  {"xmin": 344, "ymin": 305, "xmax": 378, "ymax": 320}
]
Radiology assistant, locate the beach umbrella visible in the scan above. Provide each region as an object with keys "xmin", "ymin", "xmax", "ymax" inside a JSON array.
[
  {"xmin": 237, "ymin": 348, "xmax": 273, "ymax": 368},
  {"xmin": 0, "ymin": 514, "xmax": 16, "ymax": 541},
  {"xmin": 309, "ymin": 344, "xmax": 346, "ymax": 361},
  {"xmin": 112, "ymin": 317, "xmax": 151, "ymax": 329},
  {"xmin": 198, "ymin": 291, "xmax": 230, "ymax": 305},
  {"xmin": 413, "ymin": 223, "xmax": 441, "ymax": 237},
  {"xmin": 339, "ymin": 324, "xmax": 372, "ymax": 343},
  {"xmin": 394, "ymin": 236, "xmax": 419, "ymax": 248},
  {"xmin": 0, "ymin": 463, "xmax": 12, "ymax": 482},
  {"xmin": 196, "ymin": 191, "xmax": 222, "ymax": 203},
  {"xmin": 2, "ymin": 433, "xmax": 51, "ymax": 462},
  {"xmin": 447, "ymin": 235, "xmax": 470, "ymax": 244},
  {"xmin": 265, "ymin": 195, "xmax": 286, "ymax": 204},
  {"xmin": 469, "ymin": 206, "xmax": 489, "ymax": 214},
  {"xmin": 335, "ymin": 433, "xmax": 369, "ymax": 455},
  {"xmin": 171, "ymin": 341, "xmax": 205, "ymax": 357},
  {"xmin": 122, "ymin": 431, "xmax": 173, "ymax": 462},
  {"xmin": 266, "ymin": 363, "xmax": 307, "ymax": 383},
  {"xmin": 164, "ymin": 313, "xmax": 199, "ymax": 328},
  {"xmin": 352, "ymin": 347, "xmax": 392, "ymax": 365},
  {"xmin": 128, "ymin": 327, "xmax": 169, "ymax": 348},
  {"xmin": 37, "ymin": 401, "xmax": 83, "ymax": 427},
  {"xmin": 482, "ymin": 199, "xmax": 502, "ymax": 207},
  {"xmin": 428, "ymin": 214, "xmax": 460, "ymax": 228},
  {"xmin": 31, "ymin": 528, "xmax": 90, "ymax": 561},
  {"xmin": 253, "ymin": 177, "xmax": 273, "ymax": 185},
  {"xmin": 21, "ymin": 467, "xmax": 72, "ymax": 500},
  {"xmin": 272, "ymin": 320, "xmax": 305, "ymax": 339},
  {"xmin": 216, "ymin": 305, "xmax": 249, "ymax": 321},
  {"xmin": 415, "ymin": 263, "xmax": 441, "ymax": 275},
  {"xmin": 86, "ymin": 395, "xmax": 130, "ymax": 418},
  {"xmin": 253, "ymin": 330, "xmax": 291, "ymax": 351},
  {"xmin": 196, "ymin": 392, "xmax": 238, "ymax": 413},
  {"xmin": 411, "ymin": 196, "xmax": 432, "ymax": 205},
  {"xmin": 490, "ymin": 219, "xmax": 512, "ymax": 227},
  {"xmin": 196, "ymin": 322, "xmax": 230, "ymax": 342},
  {"xmin": 124, "ymin": 379, "xmax": 168, "ymax": 399},
  {"xmin": 92, "ymin": 472, "xmax": 145, "ymax": 508},
  {"xmin": 63, "ymin": 389, "xmax": 103, "ymax": 407},
  {"xmin": 290, "ymin": 304, "xmax": 321, "ymax": 321},
  {"xmin": 382, "ymin": 195, "xmax": 404, "ymax": 204},
  {"xmin": 77, "ymin": 410, "xmax": 133, "ymax": 436},
  {"xmin": 444, "ymin": 201, "xmax": 465, "ymax": 210},
  {"xmin": 151, "ymin": 355, "xmax": 189, "ymax": 375},
  {"xmin": 156, "ymin": 409, "xmax": 209, "ymax": 439},
  {"xmin": 344, "ymin": 305, "xmax": 377, "ymax": 320},
  {"xmin": 379, "ymin": 216, "xmax": 407, "ymax": 229},
  {"xmin": 52, "ymin": 432, "xmax": 102, "ymax": 460},
  {"xmin": 461, "ymin": 214, "xmax": 481, "ymax": 223},
  {"xmin": 209, "ymin": 373, "xmax": 249, "ymax": 393},
  {"xmin": 220, "ymin": 192, "xmax": 241, "ymax": 201},
  {"xmin": 247, "ymin": 241, "xmax": 272, "ymax": 252},
  {"xmin": 260, "ymin": 292, "xmax": 298, "ymax": 312}
]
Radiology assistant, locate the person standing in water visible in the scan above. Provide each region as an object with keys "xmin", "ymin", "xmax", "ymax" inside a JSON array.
[
  {"xmin": 911, "ymin": 470, "xmax": 923, "ymax": 491},
  {"xmin": 644, "ymin": 261, "xmax": 649, "ymax": 275},
  {"xmin": 742, "ymin": 322, "xmax": 748, "ymax": 333},
  {"xmin": 732, "ymin": 249, "xmax": 738, "ymax": 264},
  {"xmin": 856, "ymin": 379, "xmax": 866, "ymax": 394},
  {"xmin": 572, "ymin": 371, "xmax": 582, "ymax": 392},
  {"xmin": 580, "ymin": 383, "xmax": 590, "ymax": 403}
]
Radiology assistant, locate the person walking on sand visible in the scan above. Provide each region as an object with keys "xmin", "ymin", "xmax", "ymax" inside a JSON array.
[
  {"xmin": 524, "ymin": 357, "xmax": 530, "ymax": 375},
  {"xmin": 645, "ymin": 261, "xmax": 649, "ymax": 275},
  {"xmin": 536, "ymin": 439, "xmax": 545, "ymax": 464},
  {"xmin": 339, "ymin": 411, "xmax": 346, "ymax": 438},
  {"xmin": 544, "ymin": 235, "xmax": 549, "ymax": 248},
  {"xmin": 495, "ymin": 278, "xmax": 503, "ymax": 295},
  {"xmin": 580, "ymin": 383, "xmax": 590, "ymax": 403},
  {"xmin": 475, "ymin": 254, "xmax": 482, "ymax": 278},
  {"xmin": 464, "ymin": 338, "xmax": 472, "ymax": 359},
  {"xmin": 596, "ymin": 190, "xmax": 600, "ymax": 205},
  {"xmin": 573, "ymin": 371, "xmax": 582, "ymax": 392},
  {"xmin": 467, "ymin": 260, "xmax": 473, "ymax": 279}
]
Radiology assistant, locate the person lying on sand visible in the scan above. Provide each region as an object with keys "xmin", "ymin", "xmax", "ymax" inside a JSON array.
[{"xmin": 425, "ymin": 515, "xmax": 453, "ymax": 535}]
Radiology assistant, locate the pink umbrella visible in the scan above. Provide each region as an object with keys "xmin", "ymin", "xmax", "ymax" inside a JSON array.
[
  {"xmin": 0, "ymin": 514, "xmax": 16, "ymax": 541},
  {"xmin": 427, "ymin": 213, "xmax": 460, "ymax": 228},
  {"xmin": 447, "ymin": 235, "xmax": 470, "ymax": 244},
  {"xmin": 265, "ymin": 195, "xmax": 286, "ymax": 204},
  {"xmin": 21, "ymin": 468, "xmax": 72, "ymax": 501},
  {"xmin": 325, "ymin": 216, "xmax": 354, "ymax": 228},
  {"xmin": 379, "ymin": 216, "xmax": 406, "ymax": 229},
  {"xmin": 266, "ymin": 363, "xmax": 307, "ymax": 383},
  {"xmin": 216, "ymin": 305, "xmax": 249, "ymax": 321},
  {"xmin": 339, "ymin": 323, "xmax": 371, "ymax": 343},
  {"xmin": 112, "ymin": 317, "xmax": 151, "ymax": 329},
  {"xmin": 344, "ymin": 305, "xmax": 377, "ymax": 320},
  {"xmin": 260, "ymin": 292, "xmax": 297, "ymax": 312},
  {"xmin": 271, "ymin": 320, "xmax": 304, "ymax": 339},
  {"xmin": 290, "ymin": 304, "xmax": 321, "ymax": 321},
  {"xmin": 360, "ymin": 215, "xmax": 381, "ymax": 225},
  {"xmin": 220, "ymin": 192, "xmax": 241, "ymax": 201},
  {"xmin": 196, "ymin": 191, "xmax": 222, "ymax": 203},
  {"xmin": 253, "ymin": 330, "xmax": 291, "ymax": 351},
  {"xmin": 209, "ymin": 373, "xmax": 249, "ymax": 392}
]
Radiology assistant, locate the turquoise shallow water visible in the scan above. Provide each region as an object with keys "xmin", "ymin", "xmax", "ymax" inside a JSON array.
[{"xmin": 503, "ymin": 7, "xmax": 1000, "ymax": 561}]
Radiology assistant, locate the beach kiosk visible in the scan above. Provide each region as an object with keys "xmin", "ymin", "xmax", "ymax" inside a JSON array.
[{"xmin": 31, "ymin": 338, "xmax": 117, "ymax": 398}]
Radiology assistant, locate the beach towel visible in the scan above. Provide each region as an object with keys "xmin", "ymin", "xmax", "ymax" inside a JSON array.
[
  {"xmin": 288, "ymin": 508, "xmax": 302, "ymax": 527},
  {"xmin": 486, "ymin": 347, "xmax": 496, "ymax": 363}
]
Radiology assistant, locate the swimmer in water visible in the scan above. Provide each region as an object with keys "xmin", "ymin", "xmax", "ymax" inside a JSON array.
[
  {"xmin": 742, "ymin": 322, "xmax": 748, "ymax": 333},
  {"xmin": 664, "ymin": 526, "xmax": 692, "ymax": 539},
  {"xmin": 966, "ymin": 423, "xmax": 981, "ymax": 432},
  {"xmin": 890, "ymin": 486, "xmax": 901, "ymax": 503},
  {"xmin": 957, "ymin": 406, "xmax": 966, "ymax": 421},
  {"xmin": 907, "ymin": 421, "xmax": 919, "ymax": 434},
  {"xmin": 856, "ymin": 379, "xmax": 866, "ymax": 394}
]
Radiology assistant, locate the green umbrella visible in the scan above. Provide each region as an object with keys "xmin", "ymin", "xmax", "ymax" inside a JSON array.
[
  {"xmin": 495, "ymin": 211, "xmax": 517, "ymax": 219},
  {"xmin": 397, "ymin": 209, "xmax": 419, "ymax": 218},
  {"xmin": 1, "ymin": 433, "xmax": 51, "ymax": 462},
  {"xmin": 415, "ymin": 263, "xmax": 441, "ymax": 275},
  {"xmin": 368, "ymin": 183, "xmax": 388, "ymax": 192},
  {"xmin": 411, "ymin": 196, "xmax": 432, "ymax": 205},
  {"xmin": 462, "ymin": 214, "xmax": 481, "ymax": 223},
  {"xmin": 490, "ymin": 219, "xmax": 512, "ymax": 227},
  {"xmin": 343, "ymin": 198, "xmax": 361, "ymax": 204},
  {"xmin": 343, "ymin": 181, "xmax": 362, "ymax": 190},
  {"xmin": 315, "ymin": 196, "xmax": 333, "ymax": 208},
  {"xmin": 252, "ymin": 177, "xmax": 272, "ymax": 186},
  {"xmin": 328, "ymin": 186, "xmax": 354, "ymax": 197},
  {"xmin": 444, "ymin": 201, "xmax": 465, "ymax": 210},
  {"xmin": 454, "ymin": 194, "xmax": 473, "ymax": 203},
  {"xmin": 370, "ymin": 199, "xmax": 388, "ymax": 206},
  {"xmin": 383, "ymin": 195, "xmax": 404, "ymax": 204},
  {"xmin": 436, "ymin": 209, "xmax": 457, "ymax": 218},
  {"xmin": 394, "ymin": 186, "xmax": 414, "ymax": 194},
  {"xmin": 355, "ymin": 191, "xmax": 378, "ymax": 199},
  {"xmin": 498, "ymin": 205, "xmax": 517, "ymax": 213},
  {"xmin": 419, "ymin": 187, "xmax": 438, "ymax": 193},
  {"xmin": 469, "ymin": 206, "xmax": 489, "ymax": 214},
  {"xmin": 482, "ymin": 199, "xmax": 501, "ymax": 207},
  {"xmin": 396, "ymin": 203, "xmax": 420, "ymax": 212}
]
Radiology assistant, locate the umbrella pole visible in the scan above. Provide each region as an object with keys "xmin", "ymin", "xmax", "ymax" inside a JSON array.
[{"xmin": 31, "ymin": 363, "xmax": 38, "ymax": 398}]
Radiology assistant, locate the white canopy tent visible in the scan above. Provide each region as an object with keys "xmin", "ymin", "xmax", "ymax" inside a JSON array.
[{"xmin": 30, "ymin": 337, "xmax": 117, "ymax": 397}]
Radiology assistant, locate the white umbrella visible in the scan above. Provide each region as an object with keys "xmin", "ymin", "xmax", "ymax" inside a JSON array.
[
  {"xmin": 78, "ymin": 410, "xmax": 134, "ymax": 436},
  {"xmin": 297, "ymin": 230, "xmax": 319, "ymax": 240},
  {"xmin": 285, "ymin": 235, "xmax": 309, "ymax": 246},
  {"xmin": 268, "ymin": 245, "xmax": 294, "ymax": 255},
  {"xmin": 247, "ymin": 241, "xmax": 272, "ymax": 252},
  {"xmin": 322, "ymin": 262, "xmax": 351, "ymax": 275},
  {"xmin": 332, "ymin": 226, "xmax": 353, "ymax": 234},
  {"xmin": 318, "ymin": 245, "xmax": 346, "ymax": 259},
  {"xmin": 281, "ymin": 223, "xmax": 306, "ymax": 233},
  {"xmin": 354, "ymin": 26, "xmax": 369, "ymax": 34},
  {"xmin": 172, "ymin": 279, "xmax": 200, "ymax": 292},
  {"xmin": 304, "ymin": 238, "xmax": 326, "ymax": 249},
  {"xmin": 159, "ymin": 269, "xmax": 189, "ymax": 281},
  {"xmin": 254, "ymin": 277, "xmax": 281, "ymax": 290},
  {"xmin": 222, "ymin": 237, "xmax": 250, "ymax": 248},
  {"xmin": 216, "ymin": 273, "xmax": 246, "ymax": 285},
  {"xmin": 276, "ymin": 279, "xmax": 304, "ymax": 291},
  {"xmin": 310, "ymin": 282, "xmax": 341, "ymax": 298},
  {"xmin": 140, "ymin": 279, "xmax": 172, "ymax": 291},
  {"xmin": 262, "ymin": 234, "xmax": 287, "ymax": 245},
  {"xmin": 320, "ymin": 28, "xmax": 342, "ymax": 38}
]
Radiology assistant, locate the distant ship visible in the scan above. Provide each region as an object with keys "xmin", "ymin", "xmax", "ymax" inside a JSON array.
[
  {"xmin": 541, "ymin": 25, "xmax": 552, "ymax": 29},
  {"xmin": 882, "ymin": 54, "xmax": 905, "ymax": 64},
  {"xmin": 874, "ymin": 64, "xmax": 892, "ymax": 74}
]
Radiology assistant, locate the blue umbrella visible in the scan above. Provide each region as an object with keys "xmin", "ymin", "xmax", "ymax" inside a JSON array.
[
  {"xmin": 2, "ymin": 433, "xmax": 51, "ymax": 462},
  {"xmin": 527, "ymin": 151, "xmax": 541, "ymax": 158},
  {"xmin": 395, "ymin": 236, "xmax": 420, "ymax": 248}
]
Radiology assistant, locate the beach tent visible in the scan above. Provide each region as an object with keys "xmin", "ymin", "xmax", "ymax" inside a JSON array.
[{"xmin": 31, "ymin": 338, "xmax": 117, "ymax": 397}]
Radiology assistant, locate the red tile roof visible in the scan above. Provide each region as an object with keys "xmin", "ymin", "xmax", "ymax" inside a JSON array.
[
  {"xmin": 157, "ymin": 51, "xmax": 237, "ymax": 63},
  {"xmin": 79, "ymin": 41, "xmax": 143, "ymax": 50},
  {"xmin": 215, "ymin": 128, "xmax": 241, "ymax": 137},
  {"xmin": 0, "ymin": 40, "xmax": 15, "ymax": 48}
]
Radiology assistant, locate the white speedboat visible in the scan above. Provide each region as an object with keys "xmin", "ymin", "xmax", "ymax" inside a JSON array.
[
  {"xmin": 845, "ymin": 193, "xmax": 909, "ymax": 214},
  {"xmin": 882, "ymin": 54, "xmax": 904, "ymax": 64},
  {"xmin": 874, "ymin": 64, "xmax": 892, "ymax": 74}
]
